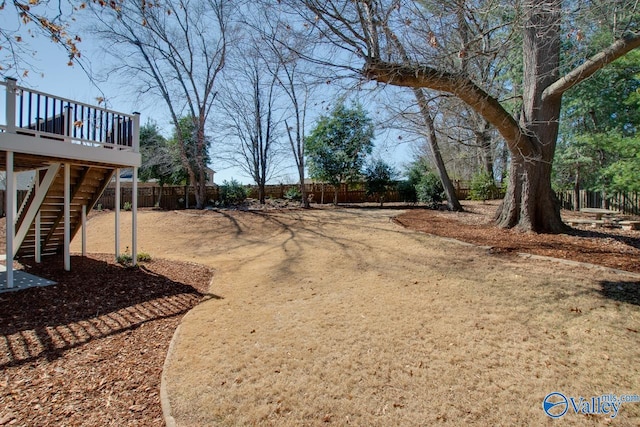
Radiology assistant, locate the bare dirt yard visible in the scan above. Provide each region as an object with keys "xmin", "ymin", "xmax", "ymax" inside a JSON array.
[{"xmin": 1, "ymin": 202, "xmax": 639, "ymax": 426}]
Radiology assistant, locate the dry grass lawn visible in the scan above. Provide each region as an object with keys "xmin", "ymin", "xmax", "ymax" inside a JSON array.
[{"xmin": 71, "ymin": 207, "xmax": 640, "ymax": 426}]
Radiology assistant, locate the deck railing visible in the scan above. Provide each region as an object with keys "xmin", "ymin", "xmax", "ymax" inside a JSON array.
[{"xmin": 1, "ymin": 77, "xmax": 139, "ymax": 152}]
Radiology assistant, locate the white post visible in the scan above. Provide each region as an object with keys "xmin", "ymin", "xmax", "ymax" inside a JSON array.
[
  {"xmin": 35, "ymin": 171, "xmax": 41, "ymax": 263},
  {"xmin": 64, "ymin": 163, "xmax": 70, "ymax": 271},
  {"xmin": 115, "ymin": 169, "xmax": 120, "ymax": 258},
  {"xmin": 132, "ymin": 112, "xmax": 141, "ymax": 152},
  {"xmin": 5, "ymin": 77, "xmax": 16, "ymax": 134},
  {"xmin": 5, "ymin": 152, "xmax": 14, "ymax": 288},
  {"xmin": 63, "ymin": 106, "xmax": 73, "ymax": 138},
  {"xmin": 82, "ymin": 204, "xmax": 87, "ymax": 257},
  {"xmin": 132, "ymin": 167, "xmax": 138, "ymax": 266},
  {"xmin": 35, "ymin": 209, "xmax": 41, "ymax": 263},
  {"xmin": 12, "ymin": 173, "xmax": 17, "ymax": 219}
]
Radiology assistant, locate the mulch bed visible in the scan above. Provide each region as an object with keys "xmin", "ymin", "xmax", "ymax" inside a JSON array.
[
  {"xmin": 0, "ymin": 254, "xmax": 213, "ymax": 426},
  {"xmin": 394, "ymin": 202, "xmax": 640, "ymax": 274}
]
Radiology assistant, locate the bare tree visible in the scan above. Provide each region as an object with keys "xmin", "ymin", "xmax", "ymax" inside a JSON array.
[
  {"xmin": 258, "ymin": 16, "xmax": 317, "ymax": 207},
  {"xmin": 278, "ymin": 0, "xmax": 640, "ymax": 232},
  {"xmin": 229, "ymin": 4, "xmax": 321, "ymax": 207},
  {"xmin": 218, "ymin": 51, "xmax": 283, "ymax": 204},
  {"xmin": 91, "ymin": 0, "xmax": 232, "ymax": 209}
]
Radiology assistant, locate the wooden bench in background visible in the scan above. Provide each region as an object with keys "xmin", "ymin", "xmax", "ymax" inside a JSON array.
[
  {"xmin": 618, "ymin": 221, "xmax": 640, "ymax": 231},
  {"xmin": 566, "ymin": 219, "xmax": 640, "ymax": 230},
  {"xmin": 566, "ymin": 219, "xmax": 605, "ymax": 228}
]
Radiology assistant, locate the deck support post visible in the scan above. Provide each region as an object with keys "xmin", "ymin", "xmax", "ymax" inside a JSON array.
[
  {"xmin": 132, "ymin": 167, "xmax": 138, "ymax": 266},
  {"xmin": 82, "ymin": 204, "xmax": 87, "ymax": 257},
  {"xmin": 5, "ymin": 151, "xmax": 14, "ymax": 288},
  {"xmin": 115, "ymin": 169, "xmax": 120, "ymax": 258},
  {"xmin": 35, "ymin": 171, "xmax": 41, "ymax": 263},
  {"xmin": 64, "ymin": 163, "xmax": 70, "ymax": 271}
]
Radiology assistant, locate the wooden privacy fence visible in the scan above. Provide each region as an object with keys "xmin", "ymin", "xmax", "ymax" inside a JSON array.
[
  {"xmin": 247, "ymin": 183, "xmax": 402, "ymax": 204},
  {"xmin": 2, "ymin": 183, "xmax": 468, "ymax": 214},
  {"xmin": 94, "ymin": 182, "xmax": 433, "ymax": 209},
  {"xmin": 250, "ymin": 182, "xmax": 474, "ymax": 204},
  {"xmin": 2, "ymin": 186, "xmax": 637, "ymax": 216},
  {"xmin": 557, "ymin": 190, "xmax": 640, "ymax": 216},
  {"xmin": 94, "ymin": 183, "xmax": 409, "ymax": 209},
  {"xmin": 96, "ymin": 185, "xmax": 220, "ymax": 211}
]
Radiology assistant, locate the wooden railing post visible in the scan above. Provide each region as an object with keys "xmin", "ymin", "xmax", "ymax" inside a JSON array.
[
  {"xmin": 63, "ymin": 105, "xmax": 73, "ymax": 138},
  {"xmin": 132, "ymin": 112, "xmax": 140, "ymax": 152},
  {"xmin": 5, "ymin": 77, "xmax": 17, "ymax": 133}
]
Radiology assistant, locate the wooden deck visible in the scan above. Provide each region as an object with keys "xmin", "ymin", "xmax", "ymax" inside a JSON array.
[
  {"xmin": 0, "ymin": 78, "xmax": 141, "ymax": 289},
  {"xmin": 0, "ymin": 78, "xmax": 140, "ymax": 171}
]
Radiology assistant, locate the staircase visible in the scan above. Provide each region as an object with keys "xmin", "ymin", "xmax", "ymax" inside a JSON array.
[{"xmin": 14, "ymin": 165, "xmax": 114, "ymax": 259}]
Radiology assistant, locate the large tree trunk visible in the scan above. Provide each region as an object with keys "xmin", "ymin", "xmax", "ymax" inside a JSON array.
[
  {"xmin": 495, "ymin": 0, "xmax": 566, "ymax": 233},
  {"xmin": 495, "ymin": 155, "xmax": 565, "ymax": 232}
]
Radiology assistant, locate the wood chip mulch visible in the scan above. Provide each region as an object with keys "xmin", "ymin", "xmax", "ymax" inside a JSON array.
[
  {"xmin": 0, "ymin": 254, "xmax": 213, "ymax": 427},
  {"xmin": 394, "ymin": 203, "xmax": 640, "ymax": 274}
]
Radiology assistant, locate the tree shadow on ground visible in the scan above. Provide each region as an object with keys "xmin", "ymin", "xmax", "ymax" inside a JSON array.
[
  {"xmin": 599, "ymin": 280, "xmax": 640, "ymax": 306},
  {"xmin": 0, "ymin": 255, "xmax": 218, "ymax": 368}
]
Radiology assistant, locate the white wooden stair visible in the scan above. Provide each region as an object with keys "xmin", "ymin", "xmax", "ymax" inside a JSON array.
[{"xmin": 14, "ymin": 165, "xmax": 114, "ymax": 259}]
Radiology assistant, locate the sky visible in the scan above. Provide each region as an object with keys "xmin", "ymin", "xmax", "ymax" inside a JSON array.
[{"xmin": 0, "ymin": 6, "xmax": 415, "ymax": 185}]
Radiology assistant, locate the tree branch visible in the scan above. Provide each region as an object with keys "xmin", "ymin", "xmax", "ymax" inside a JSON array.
[
  {"xmin": 362, "ymin": 59, "xmax": 537, "ymax": 158},
  {"xmin": 543, "ymin": 32, "xmax": 640, "ymax": 101}
]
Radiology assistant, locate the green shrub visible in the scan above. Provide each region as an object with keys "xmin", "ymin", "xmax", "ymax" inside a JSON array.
[
  {"xmin": 117, "ymin": 248, "xmax": 151, "ymax": 266},
  {"xmin": 116, "ymin": 247, "xmax": 133, "ymax": 266},
  {"xmin": 123, "ymin": 201, "xmax": 132, "ymax": 211},
  {"xmin": 416, "ymin": 172, "xmax": 444, "ymax": 208},
  {"xmin": 219, "ymin": 179, "xmax": 248, "ymax": 206},
  {"xmin": 364, "ymin": 159, "xmax": 396, "ymax": 204},
  {"xmin": 137, "ymin": 252, "xmax": 152, "ymax": 262},
  {"xmin": 470, "ymin": 172, "xmax": 498, "ymax": 201},
  {"xmin": 397, "ymin": 180, "xmax": 417, "ymax": 203},
  {"xmin": 284, "ymin": 186, "xmax": 302, "ymax": 201}
]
